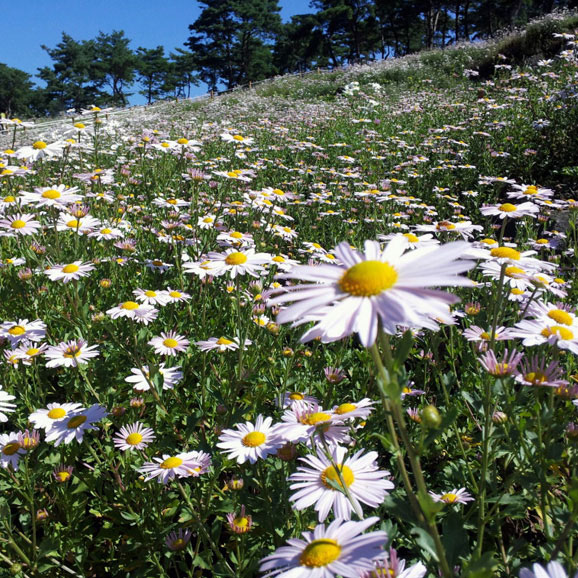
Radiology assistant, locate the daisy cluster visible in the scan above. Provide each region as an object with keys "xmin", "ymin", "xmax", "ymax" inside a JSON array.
[{"xmin": 0, "ymin": 29, "xmax": 577, "ymax": 577}]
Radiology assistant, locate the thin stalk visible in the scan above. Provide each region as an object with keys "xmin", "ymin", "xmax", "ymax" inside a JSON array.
[
  {"xmin": 369, "ymin": 343, "xmax": 453, "ymax": 578},
  {"xmin": 177, "ymin": 482, "xmax": 235, "ymax": 576}
]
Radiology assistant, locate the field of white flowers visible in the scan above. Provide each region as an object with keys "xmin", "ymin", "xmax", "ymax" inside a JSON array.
[{"xmin": 0, "ymin": 20, "xmax": 577, "ymax": 578}]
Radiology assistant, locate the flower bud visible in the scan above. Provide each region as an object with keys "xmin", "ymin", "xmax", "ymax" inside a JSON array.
[{"xmin": 421, "ymin": 405, "xmax": 442, "ymax": 428}]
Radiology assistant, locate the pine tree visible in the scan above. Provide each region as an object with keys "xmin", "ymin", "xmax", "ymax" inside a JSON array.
[{"xmin": 186, "ymin": 0, "xmax": 282, "ymax": 91}]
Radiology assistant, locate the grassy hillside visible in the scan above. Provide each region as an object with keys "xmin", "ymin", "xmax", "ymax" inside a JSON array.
[{"xmin": 0, "ymin": 13, "xmax": 577, "ymax": 578}]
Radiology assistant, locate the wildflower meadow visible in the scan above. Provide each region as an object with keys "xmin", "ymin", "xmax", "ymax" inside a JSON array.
[{"xmin": 1, "ymin": 18, "xmax": 578, "ymax": 578}]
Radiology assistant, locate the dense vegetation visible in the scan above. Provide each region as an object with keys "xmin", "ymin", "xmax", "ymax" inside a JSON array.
[
  {"xmin": 2, "ymin": 0, "xmax": 578, "ymax": 117},
  {"xmin": 0, "ymin": 10, "xmax": 577, "ymax": 578}
]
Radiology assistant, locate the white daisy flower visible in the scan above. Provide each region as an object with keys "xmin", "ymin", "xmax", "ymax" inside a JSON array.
[
  {"xmin": 217, "ymin": 415, "xmax": 284, "ymax": 465},
  {"xmin": 45, "ymin": 405, "xmax": 108, "ymax": 446},
  {"xmin": 289, "ymin": 445, "xmax": 394, "ymax": 522},
  {"xmin": 16, "ymin": 139, "xmax": 65, "ymax": 162},
  {"xmin": 56, "ymin": 213, "xmax": 99, "ymax": 234},
  {"xmin": 0, "ymin": 385, "xmax": 16, "ymax": 422},
  {"xmin": 0, "ymin": 319, "xmax": 46, "ymax": 346},
  {"xmin": 194, "ymin": 336, "xmax": 251, "ymax": 352},
  {"xmin": 0, "ymin": 432, "xmax": 26, "ymax": 470},
  {"xmin": 0, "ymin": 213, "xmax": 42, "ymax": 236},
  {"xmin": 330, "ymin": 398, "xmax": 374, "ymax": 420},
  {"xmin": 12, "ymin": 342, "xmax": 48, "ymax": 364},
  {"xmin": 378, "ymin": 232, "xmax": 440, "ymax": 250},
  {"xmin": 106, "ymin": 301, "xmax": 158, "ymax": 325},
  {"xmin": 139, "ymin": 450, "xmax": 211, "ymax": 484},
  {"xmin": 164, "ymin": 287, "xmax": 191, "ymax": 303},
  {"xmin": 363, "ymin": 548, "xmax": 427, "ymax": 578},
  {"xmin": 259, "ymin": 517, "xmax": 387, "ymax": 578},
  {"xmin": 279, "ymin": 392, "xmax": 319, "ymax": 409},
  {"xmin": 509, "ymin": 319, "xmax": 578, "ymax": 355},
  {"xmin": 88, "ymin": 225, "xmax": 124, "ymax": 241},
  {"xmin": 44, "ymin": 339, "xmax": 100, "ymax": 368},
  {"xmin": 29, "ymin": 402, "xmax": 84, "ymax": 431},
  {"xmin": 269, "ymin": 238, "xmax": 474, "ymax": 347},
  {"xmin": 132, "ymin": 288, "xmax": 170, "ymax": 306},
  {"xmin": 148, "ymin": 331, "xmax": 190, "ymax": 356},
  {"xmin": 205, "ymin": 248, "xmax": 271, "ymax": 279},
  {"xmin": 21, "ymin": 185, "xmax": 82, "ymax": 208},
  {"xmin": 520, "ymin": 561, "xmax": 577, "ymax": 578},
  {"xmin": 276, "ymin": 402, "xmax": 350, "ymax": 447},
  {"xmin": 480, "ymin": 201, "xmax": 539, "ymax": 219},
  {"xmin": 429, "ymin": 487, "xmax": 474, "ymax": 504},
  {"xmin": 124, "ymin": 363, "xmax": 183, "ymax": 391},
  {"xmin": 113, "ymin": 422, "xmax": 155, "ymax": 451},
  {"xmin": 44, "ymin": 261, "xmax": 95, "ymax": 283}
]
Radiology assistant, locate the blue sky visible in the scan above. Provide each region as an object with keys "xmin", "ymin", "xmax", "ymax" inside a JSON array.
[{"xmin": 0, "ymin": 0, "xmax": 313, "ymax": 102}]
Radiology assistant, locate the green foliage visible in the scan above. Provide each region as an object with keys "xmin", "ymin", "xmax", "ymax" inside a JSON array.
[
  {"xmin": 186, "ymin": 0, "xmax": 282, "ymax": 91},
  {"xmin": 0, "ymin": 64, "xmax": 35, "ymax": 117}
]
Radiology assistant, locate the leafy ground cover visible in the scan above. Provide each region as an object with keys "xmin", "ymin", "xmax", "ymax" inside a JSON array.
[{"xmin": 0, "ymin": 16, "xmax": 577, "ymax": 578}]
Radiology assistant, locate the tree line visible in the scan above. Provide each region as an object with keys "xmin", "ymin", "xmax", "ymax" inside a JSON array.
[{"xmin": 1, "ymin": 0, "xmax": 576, "ymax": 117}]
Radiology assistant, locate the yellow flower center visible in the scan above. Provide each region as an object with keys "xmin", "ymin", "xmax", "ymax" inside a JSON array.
[
  {"xmin": 126, "ymin": 433, "xmax": 144, "ymax": 445},
  {"xmin": 47, "ymin": 408, "xmax": 66, "ymax": 419},
  {"xmin": 101, "ymin": 228, "xmax": 112, "ymax": 234},
  {"xmin": 339, "ymin": 261, "xmax": 398, "ymax": 297},
  {"xmin": 203, "ymin": 217, "xmax": 213, "ymax": 223},
  {"xmin": 541, "ymin": 326, "xmax": 573, "ymax": 340},
  {"xmin": 26, "ymin": 348, "xmax": 40, "ymax": 356},
  {"xmin": 547, "ymin": 309, "xmax": 573, "ymax": 326},
  {"xmin": 56, "ymin": 471, "xmax": 71, "ymax": 482},
  {"xmin": 225, "ymin": 252, "xmax": 248, "ymax": 266},
  {"xmin": 152, "ymin": 260, "xmax": 164, "ymax": 266},
  {"xmin": 233, "ymin": 516, "xmax": 250, "ymax": 527},
  {"xmin": 289, "ymin": 393, "xmax": 304, "ymax": 400},
  {"xmin": 230, "ymin": 231, "xmax": 244, "ymax": 239},
  {"xmin": 272, "ymin": 255, "xmax": 285, "ymax": 263},
  {"xmin": 2, "ymin": 442, "xmax": 21, "ymax": 455},
  {"xmin": 169, "ymin": 291, "xmax": 182, "ymax": 298},
  {"xmin": 121, "ymin": 301, "xmax": 139, "ymax": 310},
  {"xmin": 177, "ymin": 138, "xmax": 189, "ymax": 145},
  {"xmin": 334, "ymin": 403, "xmax": 356, "ymax": 415},
  {"xmin": 505, "ymin": 266, "xmax": 526, "ymax": 278},
  {"xmin": 300, "ymin": 539, "xmax": 342, "ymax": 567},
  {"xmin": 226, "ymin": 172, "xmax": 239, "ymax": 178},
  {"xmin": 74, "ymin": 123, "xmax": 85, "ymax": 129},
  {"xmin": 498, "ymin": 203, "xmax": 517, "ymax": 213},
  {"xmin": 162, "ymin": 338, "xmax": 179, "ymax": 348},
  {"xmin": 66, "ymin": 219, "xmax": 79, "ymax": 228},
  {"xmin": 242, "ymin": 432, "xmax": 266, "ymax": 447},
  {"xmin": 403, "ymin": 233, "xmax": 419, "ymax": 243},
  {"xmin": 321, "ymin": 464, "xmax": 355, "ymax": 489},
  {"xmin": 10, "ymin": 220, "xmax": 26, "ymax": 229},
  {"xmin": 161, "ymin": 457, "xmax": 183, "ymax": 469},
  {"xmin": 67, "ymin": 415, "xmax": 87, "ymax": 429},
  {"xmin": 3, "ymin": 196, "xmax": 15, "ymax": 202},
  {"xmin": 145, "ymin": 290, "xmax": 157, "ymax": 297},
  {"xmin": 301, "ymin": 412, "xmax": 331, "ymax": 426},
  {"xmin": 490, "ymin": 247, "xmax": 520, "ymax": 260},
  {"xmin": 62, "ymin": 264, "xmax": 80, "ymax": 274},
  {"xmin": 216, "ymin": 337, "xmax": 233, "ymax": 345},
  {"xmin": 536, "ymin": 239, "xmax": 548, "ymax": 245},
  {"xmin": 33, "ymin": 141, "xmax": 47, "ymax": 150},
  {"xmin": 441, "ymin": 493, "xmax": 459, "ymax": 503},
  {"xmin": 42, "ymin": 189, "xmax": 61, "ymax": 199},
  {"xmin": 437, "ymin": 221, "xmax": 456, "ymax": 230},
  {"xmin": 8, "ymin": 325, "xmax": 26, "ymax": 336},
  {"xmin": 511, "ymin": 288, "xmax": 525, "ymax": 295},
  {"xmin": 524, "ymin": 371, "xmax": 548, "ymax": 385},
  {"xmin": 63, "ymin": 345, "xmax": 81, "ymax": 358},
  {"xmin": 167, "ymin": 199, "xmax": 177, "ymax": 205},
  {"xmin": 171, "ymin": 538, "xmax": 187, "ymax": 549}
]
